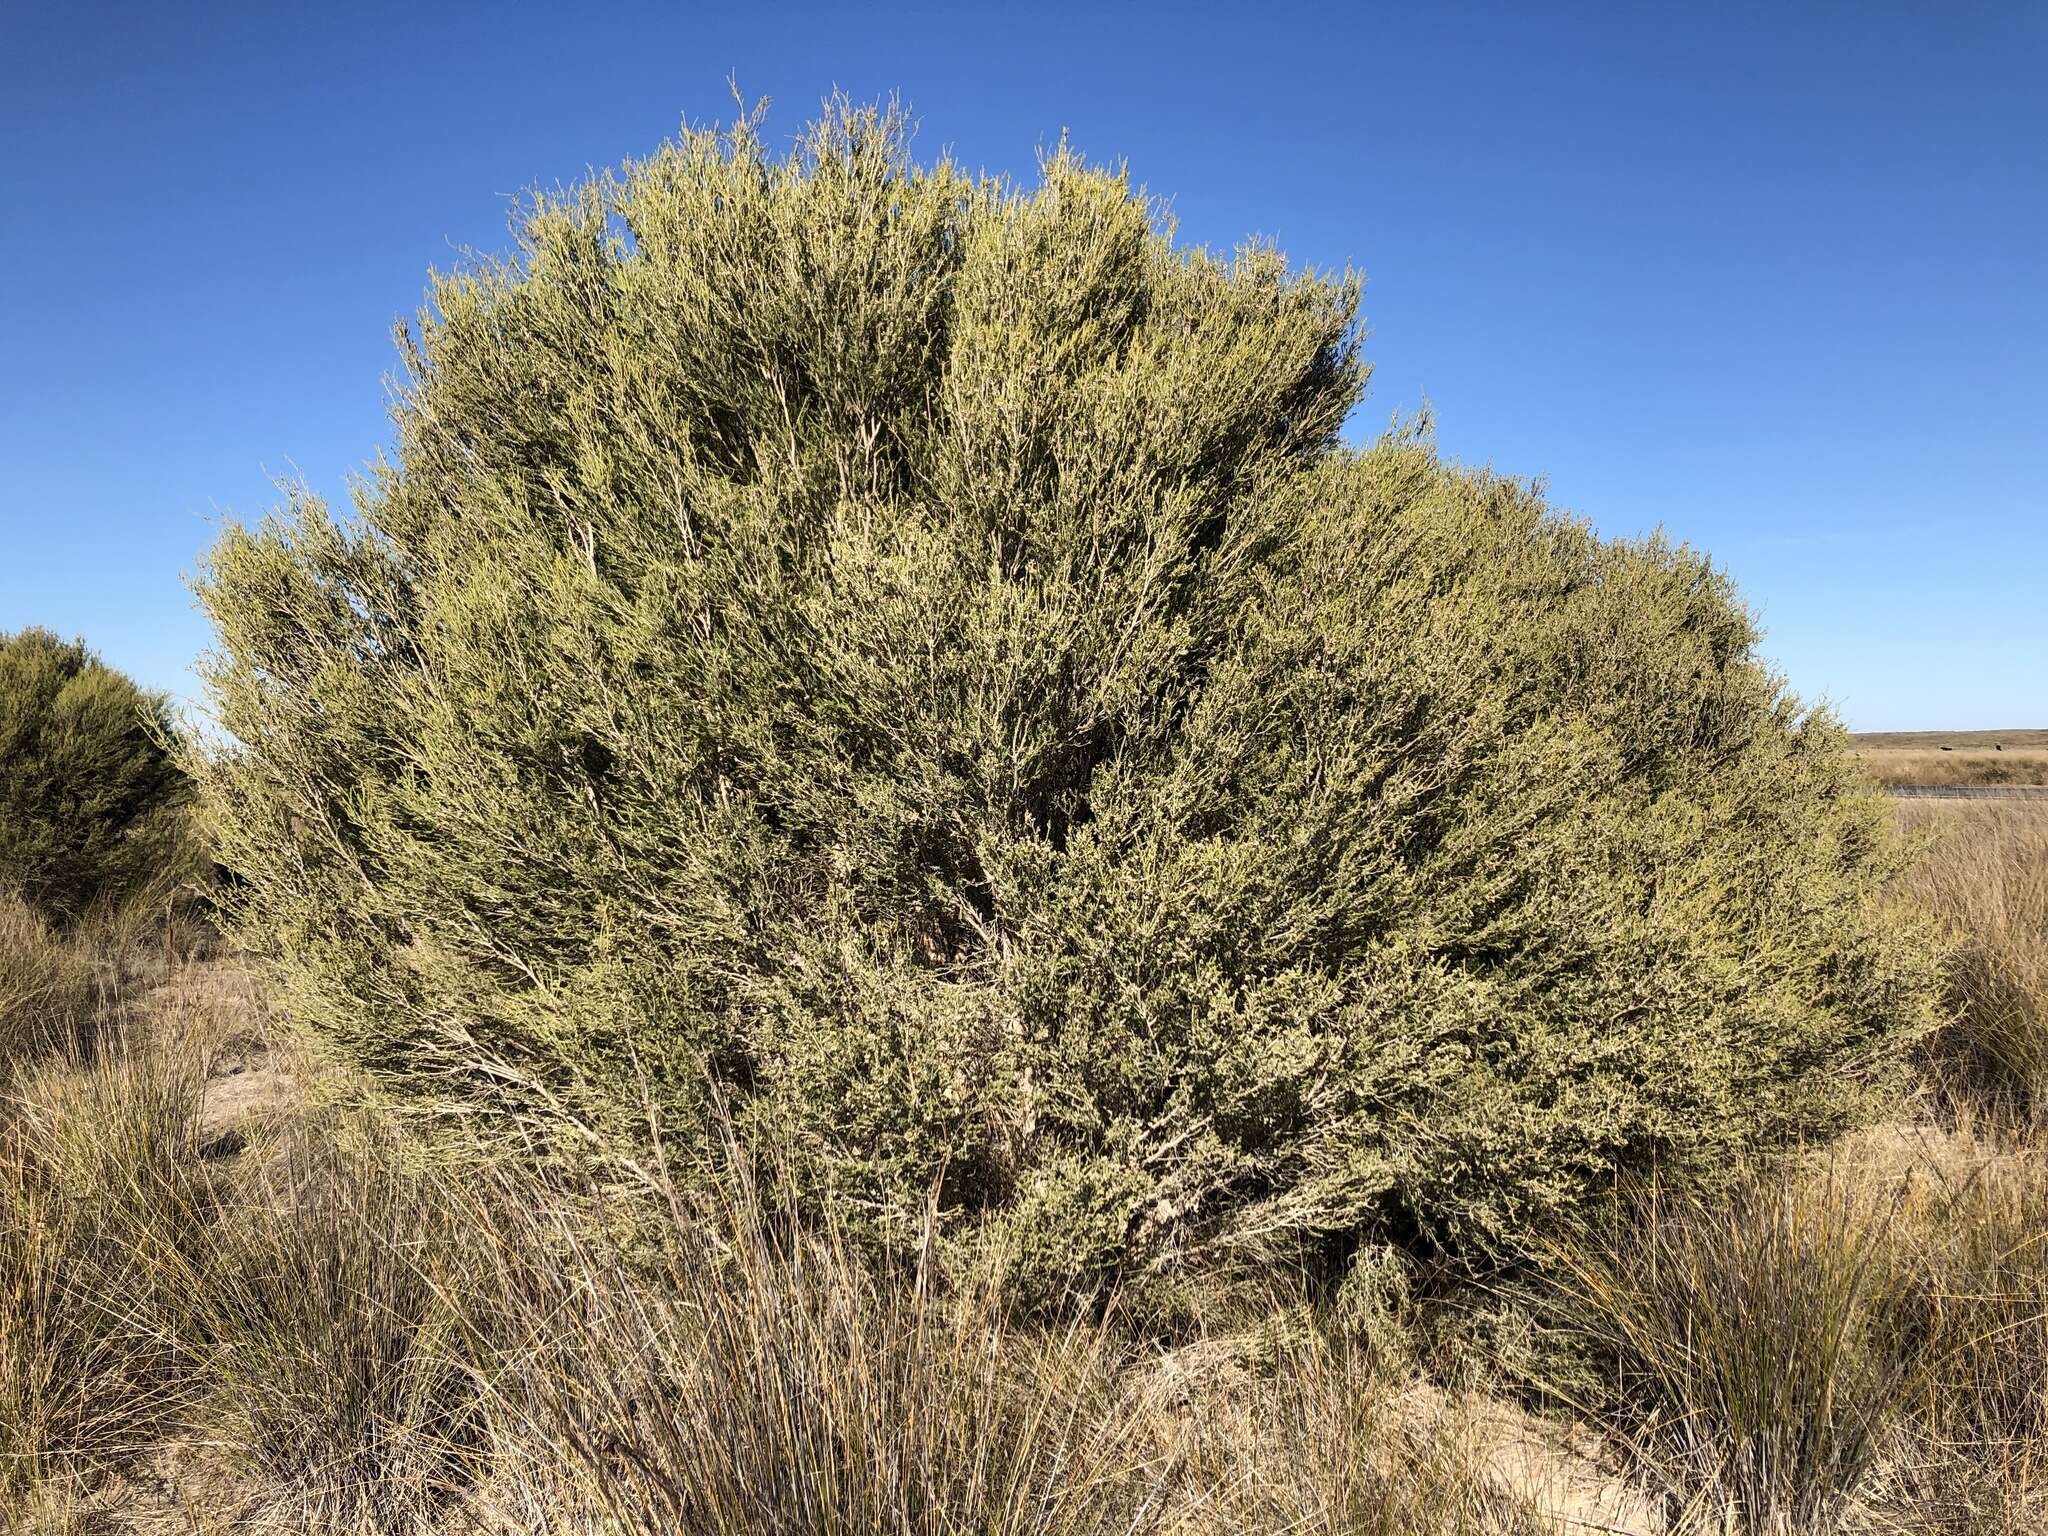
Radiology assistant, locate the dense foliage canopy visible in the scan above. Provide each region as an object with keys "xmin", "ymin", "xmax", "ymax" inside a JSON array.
[
  {"xmin": 0, "ymin": 628, "xmax": 186, "ymax": 921},
  {"xmin": 194, "ymin": 104, "xmax": 1942, "ymax": 1307}
]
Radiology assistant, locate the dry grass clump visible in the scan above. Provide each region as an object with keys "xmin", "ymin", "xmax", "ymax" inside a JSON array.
[
  {"xmin": 1171, "ymin": 1337, "xmax": 1557, "ymax": 1535},
  {"xmin": 470, "ymin": 1155, "xmax": 1171, "ymax": 1536},
  {"xmin": 0, "ymin": 1108, "xmax": 195, "ymax": 1502},
  {"xmin": 194, "ymin": 1119, "xmax": 494, "ymax": 1534},
  {"xmin": 0, "ymin": 989, "xmax": 214, "ymax": 1504},
  {"xmin": 1899, "ymin": 805, "xmax": 2048, "ymax": 1119},
  {"xmin": 1880, "ymin": 1154, "xmax": 2048, "ymax": 1533},
  {"xmin": 467, "ymin": 1152, "xmax": 1564, "ymax": 1536},
  {"xmin": 0, "ymin": 913, "xmax": 491, "ymax": 1534},
  {"xmin": 1543, "ymin": 1175, "xmax": 1915, "ymax": 1535},
  {"xmin": 1546, "ymin": 1138, "xmax": 2048, "ymax": 1535},
  {"xmin": 0, "ymin": 894, "xmax": 95, "ymax": 1059}
]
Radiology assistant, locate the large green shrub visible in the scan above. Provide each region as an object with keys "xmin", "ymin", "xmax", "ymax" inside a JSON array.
[
  {"xmin": 0, "ymin": 629, "xmax": 186, "ymax": 921},
  {"xmin": 192, "ymin": 103, "xmax": 1942, "ymax": 1306}
]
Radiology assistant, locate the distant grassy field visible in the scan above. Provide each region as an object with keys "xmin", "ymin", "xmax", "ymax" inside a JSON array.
[
  {"xmin": 1852, "ymin": 730, "xmax": 2048, "ymax": 788},
  {"xmin": 1854, "ymin": 730, "xmax": 2048, "ymax": 751}
]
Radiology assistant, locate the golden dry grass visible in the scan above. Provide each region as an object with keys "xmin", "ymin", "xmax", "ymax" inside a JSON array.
[
  {"xmin": 1546, "ymin": 1131, "xmax": 2048, "ymax": 1535},
  {"xmin": 1852, "ymin": 728, "xmax": 2048, "ymax": 789},
  {"xmin": 1858, "ymin": 750, "xmax": 2048, "ymax": 789},
  {"xmin": 1897, "ymin": 801, "xmax": 2048, "ymax": 1117}
]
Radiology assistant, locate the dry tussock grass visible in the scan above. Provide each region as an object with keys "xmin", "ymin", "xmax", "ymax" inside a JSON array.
[
  {"xmin": 1899, "ymin": 804, "xmax": 2048, "ymax": 1118},
  {"xmin": 1542, "ymin": 1153, "xmax": 2048, "ymax": 1534}
]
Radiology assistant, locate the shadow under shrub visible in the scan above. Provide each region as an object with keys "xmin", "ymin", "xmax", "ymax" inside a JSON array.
[{"xmin": 191, "ymin": 99, "xmax": 1946, "ymax": 1311}]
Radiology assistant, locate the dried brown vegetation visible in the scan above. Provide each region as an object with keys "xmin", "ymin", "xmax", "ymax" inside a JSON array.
[
  {"xmin": 1900, "ymin": 803, "xmax": 2048, "ymax": 1118},
  {"xmin": 1858, "ymin": 750, "xmax": 2048, "ymax": 789}
]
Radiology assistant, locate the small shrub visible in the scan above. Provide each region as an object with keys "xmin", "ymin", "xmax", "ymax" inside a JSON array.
[{"xmin": 0, "ymin": 628, "xmax": 188, "ymax": 922}]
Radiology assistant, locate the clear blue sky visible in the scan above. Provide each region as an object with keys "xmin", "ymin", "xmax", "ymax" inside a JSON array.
[{"xmin": 2, "ymin": 2, "xmax": 2041, "ymax": 730}]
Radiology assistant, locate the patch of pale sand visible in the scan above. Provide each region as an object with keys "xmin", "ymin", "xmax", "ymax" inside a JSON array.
[
  {"xmin": 1397, "ymin": 1380, "xmax": 1664, "ymax": 1536},
  {"xmin": 141, "ymin": 958, "xmax": 266, "ymax": 1054},
  {"xmin": 1825, "ymin": 1115, "xmax": 2022, "ymax": 1194},
  {"xmin": 1139, "ymin": 1338, "xmax": 1661, "ymax": 1534},
  {"xmin": 197, "ymin": 1055, "xmax": 299, "ymax": 1152},
  {"xmin": 58, "ymin": 1450, "xmax": 248, "ymax": 1535},
  {"xmin": 133, "ymin": 957, "xmax": 302, "ymax": 1153}
]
